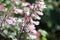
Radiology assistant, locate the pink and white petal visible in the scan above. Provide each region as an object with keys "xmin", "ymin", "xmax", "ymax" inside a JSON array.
[
  {"xmin": 14, "ymin": 8, "xmax": 23, "ymax": 14},
  {"xmin": 35, "ymin": 15, "xmax": 41, "ymax": 20},
  {"xmin": 30, "ymin": 5, "xmax": 34, "ymax": 9},
  {"xmin": 32, "ymin": 21, "xmax": 39, "ymax": 25},
  {"xmin": 5, "ymin": 19, "xmax": 13, "ymax": 24},
  {"xmin": 30, "ymin": 17, "xmax": 39, "ymax": 25},
  {"xmin": 39, "ymin": 2, "xmax": 45, "ymax": 5},
  {"xmin": 31, "ymin": 30, "xmax": 39, "ymax": 36},
  {"xmin": 36, "ymin": 11, "xmax": 43, "ymax": 15},
  {"xmin": 27, "ymin": 24, "xmax": 35, "ymax": 30}
]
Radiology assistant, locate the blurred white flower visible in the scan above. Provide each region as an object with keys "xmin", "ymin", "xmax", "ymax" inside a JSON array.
[
  {"xmin": 17, "ymin": 19, "xmax": 22, "ymax": 22},
  {"xmin": 28, "ymin": 33, "xmax": 37, "ymax": 39}
]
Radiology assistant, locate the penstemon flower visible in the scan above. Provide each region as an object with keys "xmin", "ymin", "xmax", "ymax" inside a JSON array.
[
  {"xmin": 13, "ymin": 7, "xmax": 24, "ymax": 14},
  {"xmin": 5, "ymin": 18, "xmax": 14, "ymax": 24},
  {"xmin": 27, "ymin": 24, "xmax": 35, "ymax": 30},
  {"xmin": 1, "ymin": 0, "xmax": 46, "ymax": 40},
  {"xmin": 5, "ymin": 17, "xmax": 16, "ymax": 25},
  {"xmin": 36, "ymin": 11, "xmax": 43, "ymax": 15}
]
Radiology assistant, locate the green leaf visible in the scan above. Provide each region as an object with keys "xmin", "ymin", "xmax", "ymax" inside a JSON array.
[
  {"xmin": 42, "ymin": 36, "xmax": 47, "ymax": 40},
  {"xmin": 5, "ymin": 23, "xmax": 10, "ymax": 29},
  {"xmin": 0, "ymin": 0, "xmax": 3, "ymax": 3},
  {"xmin": 8, "ymin": 35, "xmax": 14, "ymax": 38},
  {"xmin": 5, "ymin": 0, "xmax": 10, "ymax": 5},
  {"xmin": 3, "ymin": 30, "xmax": 8, "ymax": 35},
  {"xmin": 15, "ymin": 25, "xmax": 20, "ymax": 31},
  {"xmin": 11, "ymin": 31, "xmax": 16, "ymax": 36},
  {"xmin": 38, "ymin": 29, "xmax": 48, "ymax": 37},
  {"xmin": 16, "ymin": 0, "xmax": 20, "ymax": 2}
]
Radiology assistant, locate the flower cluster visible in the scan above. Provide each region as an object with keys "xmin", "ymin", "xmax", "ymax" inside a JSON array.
[{"xmin": 4, "ymin": 0, "xmax": 46, "ymax": 40}]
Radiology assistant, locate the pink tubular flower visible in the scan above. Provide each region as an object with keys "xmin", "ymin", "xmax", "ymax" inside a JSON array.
[
  {"xmin": 38, "ymin": 2, "xmax": 46, "ymax": 10},
  {"xmin": 14, "ymin": 8, "xmax": 23, "ymax": 14},
  {"xmin": 39, "ymin": 2, "xmax": 45, "ymax": 5},
  {"xmin": 27, "ymin": 24, "xmax": 35, "ymax": 30},
  {"xmin": 5, "ymin": 17, "xmax": 16, "ymax": 24},
  {"xmin": 5, "ymin": 18, "xmax": 14, "ymax": 24},
  {"xmin": 30, "ymin": 17, "xmax": 39, "ymax": 25},
  {"xmin": 35, "ymin": 14, "xmax": 41, "ymax": 20},
  {"xmin": 22, "ymin": 2, "xmax": 30, "ymax": 7},
  {"xmin": 39, "ymin": 5, "xmax": 46, "ymax": 9},
  {"xmin": 35, "ymin": 1, "xmax": 46, "ymax": 10},
  {"xmin": 30, "ymin": 5, "xmax": 34, "ymax": 9},
  {"xmin": 31, "ymin": 30, "xmax": 39, "ymax": 36},
  {"xmin": 31, "ymin": 14, "xmax": 41, "ymax": 20},
  {"xmin": 32, "ymin": 21, "xmax": 39, "ymax": 25},
  {"xmin": 27, "ymin": 30, "xmax": 39, "ymax": 39},
  {"xmin": 30, "ymin": 18, "xmax": 39, "ymax": 25},
  {"xmin": 36, "ymin": 11, "xmax": 43, "ymax": 15},
  {"xmin": 10, "ymin": 17, "xmax": 16, "ymax": 22}
]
